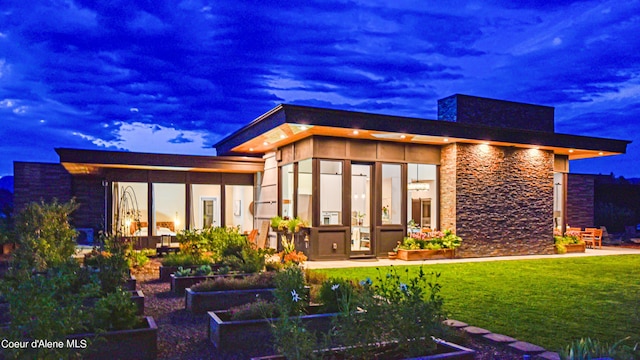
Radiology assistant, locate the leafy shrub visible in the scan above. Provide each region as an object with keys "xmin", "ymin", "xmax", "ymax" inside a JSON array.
[
  {"xmin": 305, "ymin": 269, "xmax": 328, "ymax": 285},
  {"xmin": 176, "ymin": 229, "xmax": 209, "ymax": 257},
  {"xmin": 317, "ymin": 278, "xmax": 360, "ymax": 313},
  {"xmin": 334, "ymin": 266, "xmax": 448, "ymax": 359},
  {"xmin": 11, "ymin": 199, "xmax": 79, "ymax": 272},
  {"xmin": 397, "ymin": 229, "xmax": 462, "ymax": 251},
  {"xmin": 190, "ymin": 272, "xmax": 277, "ymax": 292},
  {"xmin": 559, "ymin": 337, "xmax": 636, "ymax": 360},
  {"xmin": 229, "ymin": 299, "xmax": 279, "ymax": 321},
  {"xmin": 127, "ymin": 249, "xmax": 153, "ymax": 269},
  {"xmin": 274, "ymin": 266, "xmax": 307, "ymax": 316},
  {"xmin": 92, "ymin": 289, "xmax": 139, "ymax": 332},
  {"xmin": 194, "ymin": 264, "xmax": 213, "ymax": 276}
]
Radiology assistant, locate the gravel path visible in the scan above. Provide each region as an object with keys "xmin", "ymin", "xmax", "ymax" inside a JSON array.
[{"xmin": 133, "ymin": 260, "xmax": 528, "ymax": 359}]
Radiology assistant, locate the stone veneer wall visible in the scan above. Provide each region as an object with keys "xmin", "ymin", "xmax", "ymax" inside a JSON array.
[
  {"xmin": 443, "ymin": 144, "xmax": 555, "ymax": 257},
  {"xmin": 439, "ymin": 144, "xmax": 457, "ymax": 231},
  {"xmin": 566, "ymin": 174, "xmax": 594, "ymax": 229},
  {"xmin": 13, "ymin": 162, "xmax": 73, "ymax": 213}
]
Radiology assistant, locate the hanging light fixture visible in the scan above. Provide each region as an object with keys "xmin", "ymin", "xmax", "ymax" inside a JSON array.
[{"xmin": 408, "ymin": 165, "xmax": 430, "ymax": 191}]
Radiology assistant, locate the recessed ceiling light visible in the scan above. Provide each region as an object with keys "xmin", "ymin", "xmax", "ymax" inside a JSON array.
[
  {"xmin": 249, "ymin": 148, "xmax": 254, "ymax": 152},
  {"xmin": 353, "ymin": 130, "xmax": 359, "ymax": 135},
  {"xmin": 568, "ymin": 149, "xmax": 574, "ymax": 153},
  {"xmin": 598, "ymin": 152, "xmax": 604, "ymax": 155},
  {"xmin": 483, "ymin": 142, "xmax": 490, "ymax": 145},
  {"xmin": 400, "ymin": 135, "xmax": 406, "ymax": 139},
  {"xmin": 280, "ymin": 134, "xmax": 286, "ymax": 139},
  {"xmin": 443, "ymin": 138, "xmax": 449, "ymax": 142},
  {"xmin": 263, "ymin": 141, "xmax": 268, "ymax": 146},
  {"xmin": 300, "ymin": 126, "xmax": 308, "ymax": 131}
]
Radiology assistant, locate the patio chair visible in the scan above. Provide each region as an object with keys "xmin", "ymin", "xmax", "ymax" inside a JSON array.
[
  {"xmin": 589, "ymin": 228, "xmax": 603, "ymax": 249},
  {"xmin": 246, "ymin": 229, "xmax": 258, "ymax": 245}
]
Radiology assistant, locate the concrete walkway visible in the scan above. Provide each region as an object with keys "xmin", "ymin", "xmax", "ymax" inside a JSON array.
[{"xmin": 305, "ymin": 246, "xmax": 640, "ymax": 269}]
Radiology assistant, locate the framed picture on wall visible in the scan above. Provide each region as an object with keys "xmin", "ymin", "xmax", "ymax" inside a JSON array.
[{"xmin": 234, "ymin": 200, "xmax": 241, "ymax": 216}]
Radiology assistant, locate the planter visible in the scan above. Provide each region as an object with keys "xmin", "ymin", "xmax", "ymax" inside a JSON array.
[
  {"xmin": 66, "ymin": 316, "xmax": 157, "ymax": 360},
  {"xmin": 129, "ymin": 290, "xmax": 145, "ymax": 315},
  {"xmin": 249, "ymin": 338, "xmax": 476, "ymax": 360},
  {"xmin": 556, "ymin": 243, "xmax": 586, "ymax": 254},
  {"xmin": 397, "ymin": 248, "xmax": 455, "ymax": 261},
  {"xmin": 123, "ymin": 275, "xmax": 137, "ymax": 291},
  {"xmin": 171, "ymin": 273, "xmax": 251, "ymax": 294},
  {"xmin": 185, "ymin": 287, "xmax": 275, "ymax": 314},
  {"xmin": 208, "ymin": 305, "xmax": 338, "ymax": 351}
]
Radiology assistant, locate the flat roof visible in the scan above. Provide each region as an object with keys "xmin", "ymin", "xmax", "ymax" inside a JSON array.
[
  {"xmin": 213, "ymin": 104, "xmax": 630, "ymax": 160},
  {"xmin": 56, "ymin": 148, "xmax": 264, "ymax": 175}
]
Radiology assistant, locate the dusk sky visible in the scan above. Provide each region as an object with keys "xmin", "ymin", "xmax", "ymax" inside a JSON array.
[{"xmin": 1, "ymin": 0, "xmax": 639, "ymax": 179}]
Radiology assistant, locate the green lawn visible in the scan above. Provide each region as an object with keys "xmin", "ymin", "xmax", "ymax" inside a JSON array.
[{"xmin": 314, "ymin": 255, "xmax": 640, "ymax": 352}]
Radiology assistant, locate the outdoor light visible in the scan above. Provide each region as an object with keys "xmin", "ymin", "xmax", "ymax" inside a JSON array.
[
  {"xmin": 400, "ymin": 134, "xmax": 406, "ymax": 139},
  {"xmin": 353, "ymin": 130, "xmax": 359, "ymax": 135},
  {"xmin": 443, "ymin": 138, "xmax": 449, "ymax": 142}
]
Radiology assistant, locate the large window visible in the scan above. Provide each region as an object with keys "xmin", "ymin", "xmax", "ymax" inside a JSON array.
[
  {"xmin": 281, "ymin": 163, "xmax": 294, "ymax": 219},
  {"xmin": 554, "ymin": 172, "xmax": 565, "ymax": 231},
  {"xmin": 320, "ymin": 160, "xmax": 342, "ymax": 225},
  {"xmin": 381, "ymin": 164, "xmax": 401, "ymax": 224},
  {"xmin": 113, "ymin": 182, "xmax": 148, "ymax": 236},
  {"xmin": 191, "ymin": 184, "xmax": 221, "ymax": 229},
  {"xmin": 153, "ymin": 183, "xmax": 185, "ymax": 236},
  {"xmin": 225, "ymin": 185, "xmax": 254, "ymax": 232},
  {"xmin": 407, "ymin": 164, "xmax": 437, "ymax": 230},
  {"xmin": 297, "ymin": 159, "xmax": 313, "ymax": 224}
]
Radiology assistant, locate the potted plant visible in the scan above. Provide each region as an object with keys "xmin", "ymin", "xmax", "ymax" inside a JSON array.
[{"xmin": 396, "ymin": 230, "xmax": 462, "ymax": 260}]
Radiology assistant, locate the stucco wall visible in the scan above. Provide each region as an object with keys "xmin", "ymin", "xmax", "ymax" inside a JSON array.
[{"xmin": 443, "ymin": 144, "xmax": 555, "ymax": 257}]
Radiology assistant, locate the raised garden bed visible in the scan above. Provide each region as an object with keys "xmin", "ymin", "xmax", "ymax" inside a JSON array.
[
  {"xmin": 185, "ymin": 287, "xmax": 275, "ymax": 314},
  {"xmin": 249, "ymin": 338, "xmax": 476, "ymax": 360},
  {"xmin": 129, "ymin": 290, "xmax": 145, "ymax": 315},
  {"xmin": 208, "ymin": 306, "xmax": 338, "ymax": 351},
  {"xmin": 123, "ymin": 275, "xmax": 137, "ymax": 291},
  {"xmin": 171, "ymin": 273, "xmax": 252, "ymax": 294},
  {"xmin": 66, "ymin": 316, "xmax": 157, "ymax": 360},
  {"xmin": 555, "ymin": 243, "xmax": 586, "ymax": 254},
  {"xmin": 397, "ymin": 248, "xmax": 455, "ymax": 261}
]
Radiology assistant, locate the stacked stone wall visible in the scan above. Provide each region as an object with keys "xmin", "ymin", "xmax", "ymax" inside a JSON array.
[{"xmin": 452, "ymin": 144, "xmax": 555, "ymax": 257}]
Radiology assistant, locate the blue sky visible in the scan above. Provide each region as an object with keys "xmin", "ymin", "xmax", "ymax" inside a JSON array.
[{"xmin": 1, "ymin": 0, "xmax": 639, "ymax": 178}]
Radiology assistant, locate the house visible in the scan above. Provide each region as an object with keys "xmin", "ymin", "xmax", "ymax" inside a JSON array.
[{"xmin": 13, "ymin": 94, "xmax": 630, "ymax": 259}]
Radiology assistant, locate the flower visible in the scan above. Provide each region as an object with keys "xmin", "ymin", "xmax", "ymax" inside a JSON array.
[
  {"xmin": 359, "ymin": 277, "xmax": 373, "ymax": 286},
  {"xmin": 331, "ymin": 284, "xmax": 340, "ymax": 291},
  {"xmin": 399, "ymin": 283, "xmax": 408, "ymax": 292},
  {"xmin": 291, "ymin": 289, "xmax": 301, "ymax": 302}
]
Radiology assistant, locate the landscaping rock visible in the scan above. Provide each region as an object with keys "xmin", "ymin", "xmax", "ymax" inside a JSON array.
[
  {"xmin": 537, "ymin": 351, "xmax": 561, "ymax": 360},
  {"xmin": 443, "ymin": 319, "xmax": 468, "ymax": 328},
  {"xmin": 508, "ymin": 341, "xmax": 546, "ymax": 354},
  {"xmin": 483, "ymin": 333, "xmax": 517, "ymax": 344},
  {"xmin": 462, "ymin": 326, "xmax": 491, "ymax": 336}
]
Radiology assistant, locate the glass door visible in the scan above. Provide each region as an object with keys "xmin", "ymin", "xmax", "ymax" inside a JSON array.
[{"xmin": 351, "ymin": 164, "xmax": 372, "ymax": 254}]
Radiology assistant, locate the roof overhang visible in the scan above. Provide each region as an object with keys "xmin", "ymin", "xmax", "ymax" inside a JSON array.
[
  {"xmin": 56, "ymin": 148, "xmax": 264, "ymax": 176},
  {"xmin": 213, "ymin": 104, "xmax": 630, "ymax": 160}
]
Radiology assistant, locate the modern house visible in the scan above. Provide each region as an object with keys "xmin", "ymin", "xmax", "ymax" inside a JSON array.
[{"xmin": 13, "ymin": 94, "xmax": 630, "ymax": 260}]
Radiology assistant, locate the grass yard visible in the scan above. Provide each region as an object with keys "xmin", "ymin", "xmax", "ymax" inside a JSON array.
[{"xmin": 313, "ymin": 254, "xmax": 640, "ymax": 353}]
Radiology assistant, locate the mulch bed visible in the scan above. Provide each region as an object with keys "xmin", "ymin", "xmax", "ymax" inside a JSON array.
[{"xmin": 134, "ymin": 258, "xmax": 526, "ymax": 359}]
